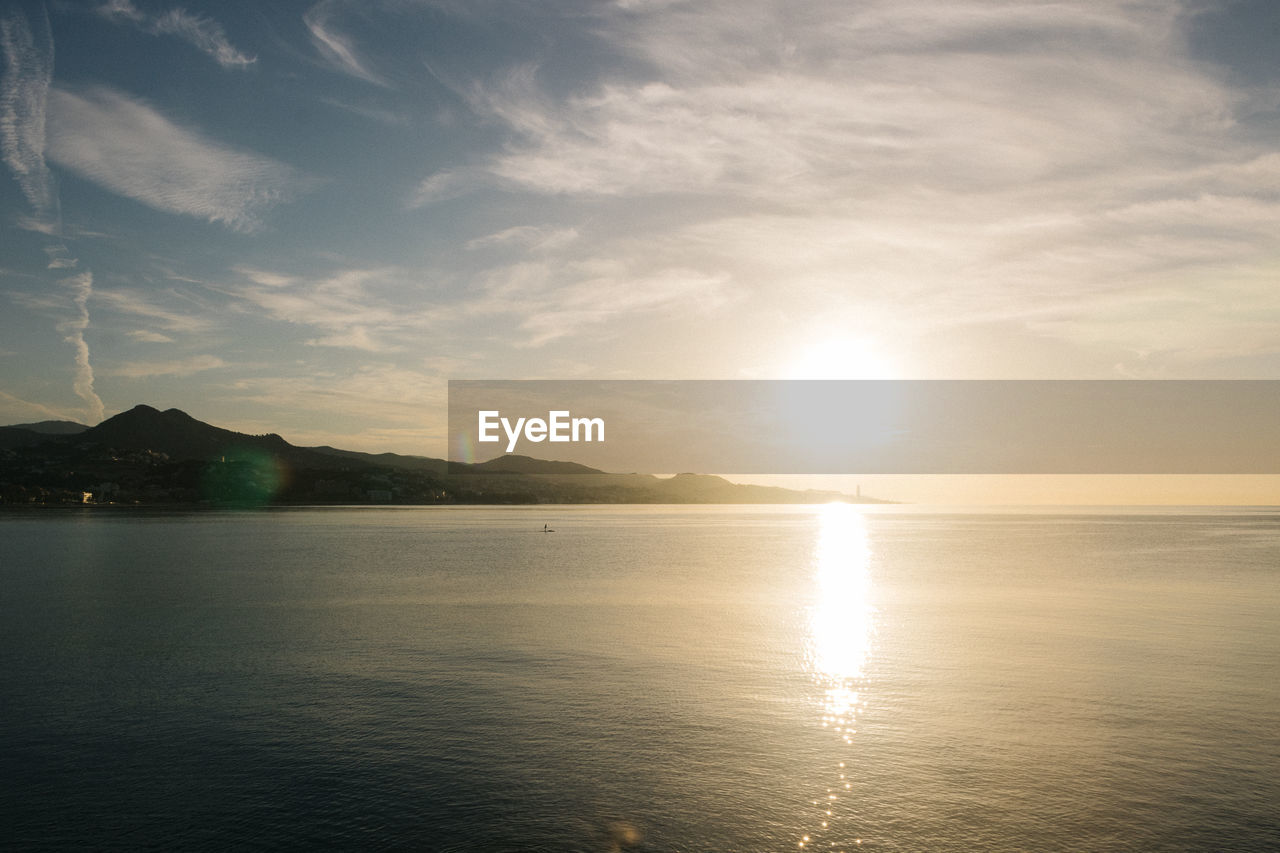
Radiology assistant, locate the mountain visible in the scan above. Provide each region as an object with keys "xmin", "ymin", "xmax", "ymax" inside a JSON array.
[
  {"xmin": 309, "ymin": 445, "xmax": 447, "ymax": 475},
  {"xmin": 9, "ymin": 420, "xmax": 89, "ymax": 435},
  {"xmin": 469, "ymin": 454, "xmax": 602, "ymax": 475},
  {"xmin": 80, "ymin": 404, "xmax": 296, "ymax": 461},
  {"xmin": 0, "ymin": 406, "xmax": 892, "ymax": 506},
  {"xmin": 0, "ymin": 427, "xmax": 53, "ymax": 450},
  {"xmin": 0, "ymin": 419, "xmax": 93, "ymax": 450}
]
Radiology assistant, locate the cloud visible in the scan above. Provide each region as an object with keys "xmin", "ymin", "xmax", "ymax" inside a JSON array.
[
  {"xmin": 95, "ymin": 0, "xmax": 144, "ymax": 22},
  {"xmin": 0, "ymin": 4, "xmax": 59, "ymax": 232},
  {"xmin": 318, "ymin": 96, "xmax": 408, "ymax": 126},
  {"xmin": 516, "ymin": 266, "xmax": 730, "ymax": 346},
  {"xmin": 0, "ymin": 390, "xmax": 84, "ymax": 424},
  {"xmin": 46, "ymin": 85, "xmax": 299, "ymax": 230},
  {"xmin": 151, "ymin": 9, "xmax": 255, "ymax": 68},
  {"xmin": 465, "ymin": 225, "xmax": 579, "ymax": 251},
  {"xmin": 304, "ymin": 327, "xmax": 385, "ymax": 351},
  {"xmin": 461, "ymin": 5, "xmax": 1235, "ymax": 203},
  {"xmin": 407, "ymin": 169, "xmax": 476, "ymax": 207},
  {"xmin": 438, "ymin": 256, "xmax": 732, "ymax": 347},
  {"xmin": 43, "ymin": 245, "xmax": 77, "ymax": 269},
  {"xmin": 97, "ymin": 1, "xmax": 255, "ymax": 69},
  {"xmin": 304, "ymin": 0, "xmax": 390, "ymax": 87},
  {"xmin": 56, "ymin": 271, "xmax": 105, "ymax": 424},
  {"xmin": 127, "ymin": 329, "xmax": 175, "ymax": 343},
  {"xmin": 220, "ymin": 265, "xmax": 424, "ymax": 352},
  {"xmin": 408, "ymin": 0, "xmax": 1280, "ymax": 368},
  {"xmin": 219, "ymin": 363, "xmax": 446, "ymax": 450},
  {"xmin": 108, "ymin": 354, "xmax": 228, "ymax": 378},
  {"xmin": 92, "ymin": 286, "xmax": 212, "ymax": 333}
]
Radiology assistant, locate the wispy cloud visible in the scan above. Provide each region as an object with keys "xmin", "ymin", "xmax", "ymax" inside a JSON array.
[
  {"xmin": 108, "ymin": 354, "xmax": 227, "ymax": 378},
  {"xmin": 304, "ymin": 0, "xmax": 390, "ymax": 87},
  {"xmin": 455, "ymin": 3, "xmax": 1237, "ymax": 203},
  {"xmin": 222, "ymin": 252, "xmax": 720, "ymax": 355},
  {"xmin": 56, "ymin": 271, "xmax": 105, "ymax": 424},
  {"xmin": 0, "ymin": 390, "xmax": 84, "ymax": 424},
  {"xmin": 92, "ymin": 286, "xmax": 212, "ymax": 334},
  {"xmin": 407, "ymin": 169, "xmax": 477, "ymax": 207},
  {"xmin": 0, "ymin": 0, "xmax": 108, "ymax": 419},
  {"xmin": 411, "ymin": 0, "xmax": 1280, "ymax": 369},
  {"xmin": 217, "ymin": 363, "xmax": 446, "ymax": 453},
  {"xmin": 96, "ymin": 1, "xmax": 255, "ymax": 69},
  {"xmin": 0, "ymin": 4, "xmax": 59, "ymax": 233},
  {"xmin": 221, "ymin": 265, "xmax": 422, "ymax": 352},
  {"xmin": 46, "ymin": 85, "xmax": 300, "ymax": 230},
  {"xmin": 0, "ymin": 5, "xmax": 107, "ymax": 414},
  {"xmin": 440, "ymin": 256, "xmax": 732, "ymax": 347},
  {"xmin": 466, "ymin": 225, "xmax": 579, "ymax": 252},
  {"xmin": 515, "ymin": 266, "xmax": 730, "ymax": 346},
  {"xmin": 318, "ymin": 96, "xmax": 407, "ymax": 126},
  {"xmin": 43, "ymin": 245, "xmax": 77, "ymax": 269},
  {"xmin": 127, "ymin": 329, "xmax": 175, "ymax": 343}
]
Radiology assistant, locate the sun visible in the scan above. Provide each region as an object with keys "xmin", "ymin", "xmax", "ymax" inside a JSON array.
[{"xmin": 784, "ymin": 337, "xmax": 898, "ymax": 380}]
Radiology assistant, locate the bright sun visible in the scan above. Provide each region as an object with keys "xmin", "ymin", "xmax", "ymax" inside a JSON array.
[{"xmin": 785, "ymin": 337, "xmax": 898, "ymax": 380}]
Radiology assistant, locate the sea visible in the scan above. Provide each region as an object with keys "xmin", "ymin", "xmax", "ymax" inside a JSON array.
[{"xmin": 1, "ymin": 504, "xmax": 1277, "ymax": 852}]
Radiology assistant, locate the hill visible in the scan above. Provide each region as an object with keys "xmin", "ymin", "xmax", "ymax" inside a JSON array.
[
  {"xmin": 10, "ymin": 420, "xmax": 89, "ymax": 435},
  {"xmin": 0, "ymin": 406, "xmax": 892, "ymax": 506},
  {"xmin": 81, "ymin": 404, "xmax": 294, "ymax": 460}
]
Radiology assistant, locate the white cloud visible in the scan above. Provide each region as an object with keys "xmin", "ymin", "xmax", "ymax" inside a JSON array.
[
  {"xmin": 318, "ymin": 96, "xmax": 408, "ymax": 126},
  {"xmin": 95, "ymin": 0, "xmax": 144, "ymax": 23},
  {"xmin": 151, "ymin": 8, "xmax": 255, "ymax": 69},
  {"xmin": 408, "ymin": 169, "xmax": 476, "ymax": 207},
  {"xmin": 219, "ymin": 364, "xmax": 446, "ymax": 451},
  {"xmin": 516, "ymin": 266, "xmax": 731, "ymax": 346},
  {"xmin": 46, "ymin": 86, "xmax": 299, "ymax": 230},
  {"xmin": 0, "ymin": 390, "xmax": 85, "ymax": 424},
  {"xmin": 44, "ymin": 245, "xmax": 77, "ymax": 269},
  {"xmin": 93, "ymin": 287, "xmax": 212, "ymax": 333},
  {"xmin": 108, "ymin": 354, "xmax": 228, "ymax": 378},
  {"xmin": 414, "ymin": 0, "xmax": 1280, "ymax": 368},
  {"xmin": 219, "ymin": 265, "xmax": 425, "ymax": 352},
  {"xmin": 304, "ymin": 0, "xmax": 390, "ymax": 87},
  {"xmin": 97, "ymin": 1, "xmax": 255, "ymax": 69},
  {"xmin": 465, "ymin": 225, "xmax": 579, "ymax": 252},
  {"xmin": 56, "ymin": 271, "xmax": 105, "ymax": 424},
  {"xmin": 127, "ymin": 329, "xmax": 176, "ymax": 343},
  {"xmin": 435, "ymin": 255, "xmax": 732, "ymax": 347},
  {"xmin": 305, "ymin": 327, "xmax": 385, "ymax": 351},
  {"xmin": 0, "ymin": 5, "xmax": 58, "ymax": 232}
]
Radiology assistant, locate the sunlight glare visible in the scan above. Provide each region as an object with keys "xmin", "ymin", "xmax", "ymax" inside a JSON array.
[
  {"xmin": 811, "ymin": 503, "xmax": 875, "ymax": 682},
  {"xmin": 795, "ymin": 502, "xmax": 877, "ymax": 850},
  {"xmin": 785, "ymin": 337, "xmax": 897, "ymax": 380}
]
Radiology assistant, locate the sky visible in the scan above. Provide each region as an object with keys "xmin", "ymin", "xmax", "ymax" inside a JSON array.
[{"xmin": 2, "ymin": 0, "xmax": 1279, "ymax": 471}]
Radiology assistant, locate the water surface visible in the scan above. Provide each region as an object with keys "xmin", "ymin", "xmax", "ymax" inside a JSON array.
[{"xmin": 2, "ymin": 505, "xmax": 1278, "ymax": 851}]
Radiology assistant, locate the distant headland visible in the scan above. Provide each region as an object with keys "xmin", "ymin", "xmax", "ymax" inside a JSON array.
[{"xmin": 0, "ymin": 405, "xmax": 894, "ymax": 507}]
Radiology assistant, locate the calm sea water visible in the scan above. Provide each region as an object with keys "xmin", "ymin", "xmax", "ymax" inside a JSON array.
[{"xmin": 2, "ymin": 505, "xmax": 1278, "ymax": 852}]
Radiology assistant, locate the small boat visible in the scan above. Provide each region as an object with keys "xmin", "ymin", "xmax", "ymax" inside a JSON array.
[{"xmin": 543, "ymin": 523, "xmax": 555, "ymax": 533}]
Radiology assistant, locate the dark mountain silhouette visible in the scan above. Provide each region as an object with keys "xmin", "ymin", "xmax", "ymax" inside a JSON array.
[
  {"xmin": 0, "ymin": 427, "xmax": 54, "ymax": 450},
  {"xmin": 470, "ymin": 454, "xmax": 602, "ymax": 475},
  {"xmin": 310, "ymin": 445, "xmax": 447, "ymax": 474},
  {"xmin": 10, "ymin": 420, "xmax": 88, "ymax": 435},
  {"xmin": 0, "ymin": 406, "xmax": 892, "ymax": 506},
  {"xmin": 80, "ymin": 404, "xmax": 296, "ymax": 460}
]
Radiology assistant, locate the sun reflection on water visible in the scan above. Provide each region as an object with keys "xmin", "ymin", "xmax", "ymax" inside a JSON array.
[{"xmin": 799, "ymin": 502, "xmax": 876, "ymax": 851}]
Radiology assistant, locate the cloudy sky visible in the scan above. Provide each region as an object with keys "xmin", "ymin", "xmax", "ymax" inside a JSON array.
[{"xmin": 2, "ymin": 0, "xmax": 1278, "ymax": 455}]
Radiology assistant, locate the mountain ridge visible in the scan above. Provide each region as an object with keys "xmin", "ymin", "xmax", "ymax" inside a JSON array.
[{"xmin": 0, "ymin": 405, "xmax": 892, "ymax": 506}]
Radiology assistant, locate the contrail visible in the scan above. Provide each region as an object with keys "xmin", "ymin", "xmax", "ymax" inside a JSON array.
[
  {"xmin": 58, "ymin": 271, "xmax": 105, "ymax": 425},
  {"xmin": 0, "ymin": 2, "xmax": 59, "ymax": 234},
  {"xmin": 2, "ymin": 4, "xmax": 104, "ymax": 424}
]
